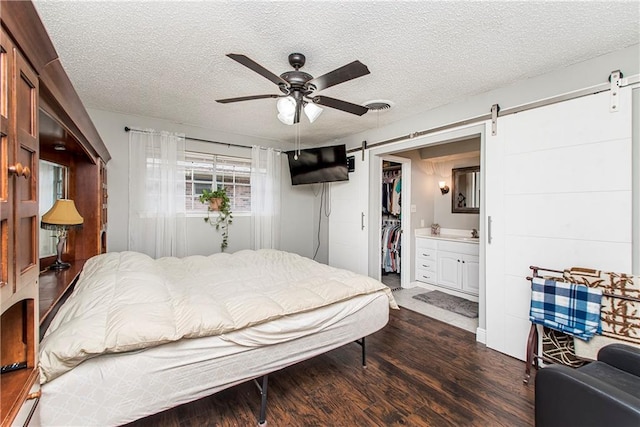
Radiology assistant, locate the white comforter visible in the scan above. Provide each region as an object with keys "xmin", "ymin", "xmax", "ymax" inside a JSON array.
[{"xmin": 39, "ymin": 250, "xmax": 397, "ymax": 383}]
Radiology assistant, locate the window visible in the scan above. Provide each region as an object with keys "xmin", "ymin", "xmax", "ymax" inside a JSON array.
[{"xmin": 184, "ymin": 151, "xmax": 251, "ymax": 213}]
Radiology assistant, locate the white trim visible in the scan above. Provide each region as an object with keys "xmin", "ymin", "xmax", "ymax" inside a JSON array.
[
  {"xmin": 368, "ymin": 123, "xmax": 487, "ymax": 341},
  {"xmin": 476, "ymin": 328, "xmax": 486, "ymax": 344},
  {"xmin": 632, "ymin": 87, "xmax": 639, "ymax": 274}
]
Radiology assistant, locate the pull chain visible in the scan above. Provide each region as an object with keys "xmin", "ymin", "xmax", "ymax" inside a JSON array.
[{"xmin": 294, "ymin": 123, "xmax": 301, "ymax": 159}]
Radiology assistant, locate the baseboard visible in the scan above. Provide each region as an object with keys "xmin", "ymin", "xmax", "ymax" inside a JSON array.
[{"xmin": 476, "ymin": 327, "xmax": 486, "ymax": 344}]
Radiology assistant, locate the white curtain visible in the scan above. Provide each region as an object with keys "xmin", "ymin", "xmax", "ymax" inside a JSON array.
[
  {"xmin": 128, "ymin": 129, "xmax": 187, "ymax": 258},
  {"xmin": 251, "ymin": 146, "xmax": 281, "ymax": 250}
]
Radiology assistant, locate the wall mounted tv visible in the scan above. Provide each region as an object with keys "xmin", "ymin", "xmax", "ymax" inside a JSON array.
[{"xmin": 286, "ymin": 144, "xmax": 349, "ymax": 186}]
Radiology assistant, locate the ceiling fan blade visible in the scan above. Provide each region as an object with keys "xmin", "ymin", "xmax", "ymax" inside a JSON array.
[
  {"xmin": 307, "ymin": 60, "xmax": 370, "ymax": 92},
  {"xmin": 227, "ymin": 54, "xmax": 289, "ymax": 87},
  {"xmin": 216, "ymin": 94, "xmax": 279, "ymax": 104},
  {"xmin": 312, "ymin": 96, "xmax": 368, "ymax": 116}
]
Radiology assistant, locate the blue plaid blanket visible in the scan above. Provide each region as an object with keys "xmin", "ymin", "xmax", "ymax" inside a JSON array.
[{"xmin": 529, "ymin": 277, "xmax": 602, "ymax": 341}]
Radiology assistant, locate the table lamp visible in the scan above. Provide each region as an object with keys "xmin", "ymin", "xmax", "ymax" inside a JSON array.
[{"xmin": 41, "ymin": 199, "xmax": 83, "ymax": 270}]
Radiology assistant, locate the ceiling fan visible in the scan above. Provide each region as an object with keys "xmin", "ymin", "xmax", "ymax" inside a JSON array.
[{"xmin": 216, "ymin": 53, "xmax": 370, "ymax": 124}]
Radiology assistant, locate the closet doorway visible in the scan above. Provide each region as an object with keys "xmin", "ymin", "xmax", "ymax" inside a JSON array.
[{"xmin": 377, "ymin": 155, "xmax": 411, "ymax": 290}]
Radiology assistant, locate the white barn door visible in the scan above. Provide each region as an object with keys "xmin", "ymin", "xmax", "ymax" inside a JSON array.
[
  {"xmin": 328, "ymin": 150, "xmax": 369, "ymax": 275},
  {"xmin": 485, "ymin": 88, "xmax": 633, "ymax": 360}
]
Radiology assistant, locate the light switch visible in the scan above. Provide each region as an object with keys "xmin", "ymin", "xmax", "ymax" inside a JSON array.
[{"xmin": 410, "ymin": 204, "xmax": 416, "ymax": 213}]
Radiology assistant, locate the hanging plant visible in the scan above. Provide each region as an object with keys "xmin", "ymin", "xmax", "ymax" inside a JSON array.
[{"xmin": 199, "ymin": 187, "xmax": 233, "ymax": 251}]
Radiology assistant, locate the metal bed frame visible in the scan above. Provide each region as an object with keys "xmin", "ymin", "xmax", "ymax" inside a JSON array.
[{"xmin": 252, "ymin": 337, "xmax": 367, "ymax": 426}]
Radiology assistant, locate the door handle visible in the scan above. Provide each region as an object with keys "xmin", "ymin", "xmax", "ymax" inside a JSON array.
[
  {"xmin": 8, "ymin": 163, "xmax": 30, "ymax": 179},
  {"xmin": 488, "ymin": 215, "xmax": 493, "ymax": 244},
  {"xmin": 361, "ymin": 212, "xmax": 365, "ymax": 230}
]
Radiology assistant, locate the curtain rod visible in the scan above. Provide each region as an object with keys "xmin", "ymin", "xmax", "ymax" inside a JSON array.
[{"xmin": 124, "ymin": 126, "xmax": 254, "ymax": 150}]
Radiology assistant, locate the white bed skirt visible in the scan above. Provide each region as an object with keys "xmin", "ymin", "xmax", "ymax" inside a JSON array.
[{"xmin": 35, "ymin": 291, "xmax": 390, "ymax": 426}]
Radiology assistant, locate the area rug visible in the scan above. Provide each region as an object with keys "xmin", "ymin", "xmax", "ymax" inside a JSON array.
[{"xmin": 412, "ymin": 290, "xmax": 478, "ymax": 318}]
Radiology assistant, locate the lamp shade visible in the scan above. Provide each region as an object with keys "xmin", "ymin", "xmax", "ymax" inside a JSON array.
[
  {"xmin": 41, "ymin": 199, "xmax": 84, "ymax": 229},
  {"xmin": 277, "ymin": 112, "xmax": 294, "ymax": 125},
  {"xmin": 277, "ymin": 96, "xmax": 296, "ymax": 115},
  {"xmin": 304, "ymin": 102, "xmax": 323, "ymax": 123}
]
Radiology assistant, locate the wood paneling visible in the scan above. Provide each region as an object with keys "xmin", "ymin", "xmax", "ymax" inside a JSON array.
[
  {"xmin": 0, "ymin": 25, "xmax": 39, "ymax": 427},
  {"xmin": 74, "ymin": 159, "xmax": 101, "ymax": 260},
  {"xmin": 40, "ymin": 60, "xmax": 111, "ymax": 163},
  {"xmin": 38, "ymin": 259, "xmax": 84, "ymax": 326},
  {"xmin": 0, "ymin": 301, "xmax": 26, "ymax": 366},
  {"xmin": 0, "ymin": 1, "xmax": 57, "ymax": 74},
  {"xmin": 128, "ymin": 308, "xmax": 535, "ymax": 427}
]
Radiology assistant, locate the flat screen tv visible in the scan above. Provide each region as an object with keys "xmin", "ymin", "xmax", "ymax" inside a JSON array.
[{"xmin": 286, "ymin": 144, "xmax": 349, "ymax": 185}]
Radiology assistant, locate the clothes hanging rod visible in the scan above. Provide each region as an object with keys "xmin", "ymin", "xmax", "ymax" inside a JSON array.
[
  {"xmin": 124, "ymin": 126, "xmax": 254, "ymax": 150},
  {"xmin": 347, "ymin": 73, "xmax": 639, "ymax": 155}
]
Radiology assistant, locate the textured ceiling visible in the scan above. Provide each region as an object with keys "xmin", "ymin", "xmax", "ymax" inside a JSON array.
[{"xmin": 33, "ymin": 1, "xmax": 639, "ymax": 147}]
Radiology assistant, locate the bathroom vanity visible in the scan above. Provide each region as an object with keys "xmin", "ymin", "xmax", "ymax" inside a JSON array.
[{"xmin": 415, "ymin": 229, "xmax": 479, "ymax": 296}]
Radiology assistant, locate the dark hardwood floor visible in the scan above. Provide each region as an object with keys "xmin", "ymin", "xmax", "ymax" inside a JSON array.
[{"xmin": 128, "ymin": 308, "xmax": 535, "ymax": 426}]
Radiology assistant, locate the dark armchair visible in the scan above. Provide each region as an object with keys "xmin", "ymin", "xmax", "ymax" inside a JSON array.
[{"xmin": 535, "ymin": 343, "xmax": 640, "ymax": 427}]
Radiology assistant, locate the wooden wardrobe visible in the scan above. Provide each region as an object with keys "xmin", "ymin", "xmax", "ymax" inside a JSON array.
[{"xmin": 0, "ymin": 2, "xmax": 110, "ymax": 425}]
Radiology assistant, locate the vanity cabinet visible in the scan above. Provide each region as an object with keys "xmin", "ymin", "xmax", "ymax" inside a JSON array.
[
  {"xmin": 415, "ymin": 237, "xmax": 437, "ymax": 284},
  {"xmin": 415, "ymin": 236, "xmax": 479, "ymax": 296},
  {"xmin": 437, "ymin": 250, "xmax": 479, "ymax": 294}
]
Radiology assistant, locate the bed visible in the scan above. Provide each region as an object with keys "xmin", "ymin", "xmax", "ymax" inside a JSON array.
[{"xmin": 36, "ymin": 249, "xmax": 397, "ymax": 426}]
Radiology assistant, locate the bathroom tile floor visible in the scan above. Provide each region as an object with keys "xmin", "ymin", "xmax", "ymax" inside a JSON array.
[{"xmin": 390, "ymin": 284, "xmax": 479, "ymax": 334}]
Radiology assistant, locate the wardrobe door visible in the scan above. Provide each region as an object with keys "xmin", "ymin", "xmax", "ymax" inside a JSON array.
[
  {"xmin": 484, "ymin": 88, "xmax": 633, "ymax": 360},
  {"xmin": 329, "ymin": 150, "xmax": 369, "ymax": 275},
  {"xmin": 13, "ymin": 46, "xmax": 39, "ymax": 298},
  {"xmin": 0, "ymin": 30, "xmax": 12, "ymax": 301}
]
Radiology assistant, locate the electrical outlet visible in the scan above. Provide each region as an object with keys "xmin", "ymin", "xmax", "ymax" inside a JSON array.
[{"xmin": 420, "ymin": 219, "xmax": 425, "ymax": 227}]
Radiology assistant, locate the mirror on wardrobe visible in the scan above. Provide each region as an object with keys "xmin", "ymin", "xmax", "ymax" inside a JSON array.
[
  {"xmin": 451, "ymin": 166, "xmax": 480, "ymax": 213},
  {"xmin": 39, "ymin": 160, "xmax": 68, "ymax": 258}
]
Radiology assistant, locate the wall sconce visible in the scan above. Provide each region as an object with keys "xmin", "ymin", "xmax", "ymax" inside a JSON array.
[
  {"xmin": 439, "ymin": 181, "xmax": 450, "ymax": 195},
  {"xmin": 41, "ymin": 199, "xmax": 83, "ymax": 270}
]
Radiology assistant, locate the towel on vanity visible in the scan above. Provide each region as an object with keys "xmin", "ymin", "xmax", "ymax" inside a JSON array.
[{"xmin": 529, "ymin": 277, "xmax": 602, "ymax": 341}]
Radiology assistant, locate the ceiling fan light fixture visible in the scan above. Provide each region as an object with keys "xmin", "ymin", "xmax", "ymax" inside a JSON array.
[
  {"xmin": 304, "ymin": 102, "xmax": 323, "ymax": 123},
  {"xmin": 277, "ymin": 96, "xmax": 296, "ymax": 115},
  {"xmin": 277, "ymin": 112, "xmax": 294, "ymax": 125}
]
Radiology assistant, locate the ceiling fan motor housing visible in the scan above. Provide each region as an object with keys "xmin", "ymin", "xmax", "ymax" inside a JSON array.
[
  {"xmin": 288, "ymin": 53, "xmax": 306, "ymax": 69},
  {"xmin": 280, "ymin": 70, "xmax": 314, "ymax": 91}
]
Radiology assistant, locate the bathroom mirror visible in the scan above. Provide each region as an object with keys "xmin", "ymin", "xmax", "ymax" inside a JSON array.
[{"xmin": 451, "ymin": 166, "xmax": 480, "ymax": 214}]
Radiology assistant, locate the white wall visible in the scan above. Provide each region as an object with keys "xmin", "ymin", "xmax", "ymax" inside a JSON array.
[
  {"xmin": 87, "ymin": 108, "xmax": 322, "ymax": 260},
  {"xmin": 432, "ymin": 156, "xmax": 480, "ymax": 231}
]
